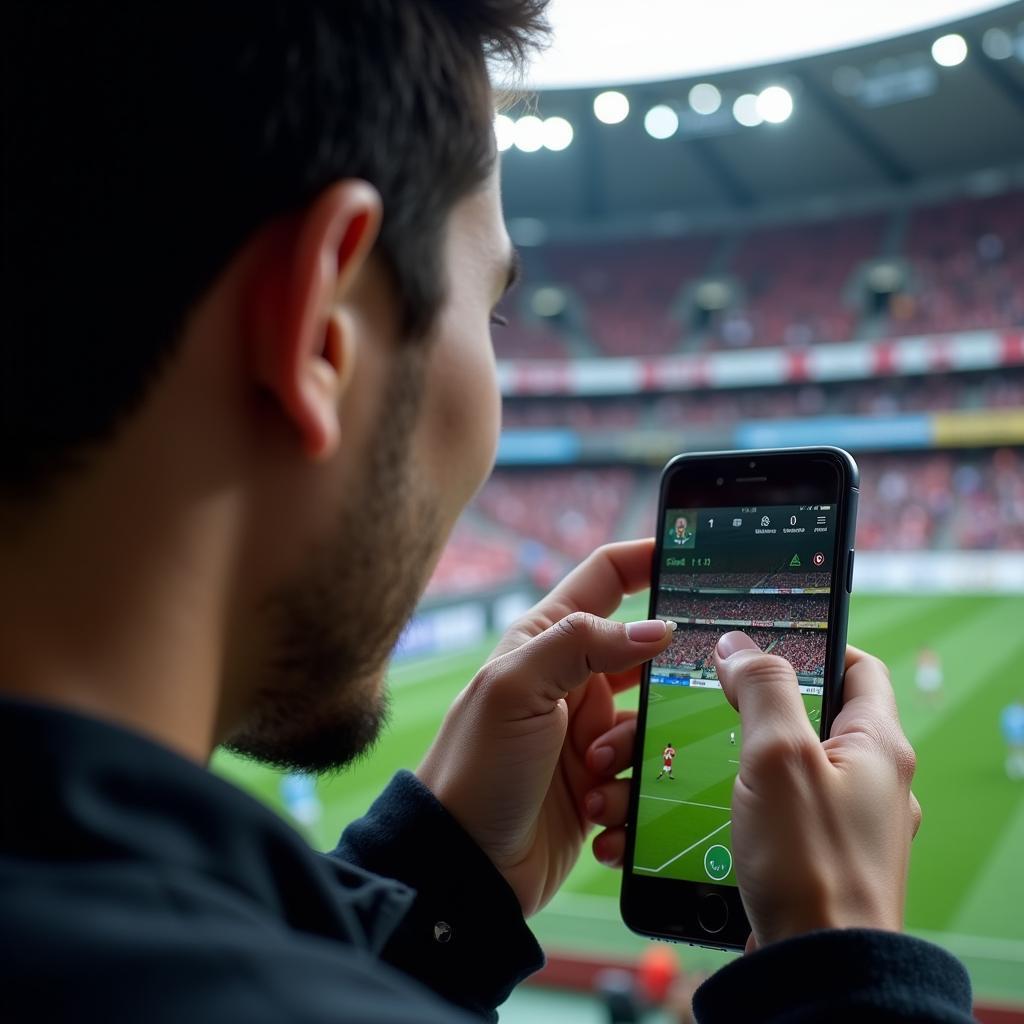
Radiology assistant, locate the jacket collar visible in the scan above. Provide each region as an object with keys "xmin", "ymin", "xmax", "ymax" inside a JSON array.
[{"xmin": 0, "ymin": 695, "xmax": 412, "ymax": 953}]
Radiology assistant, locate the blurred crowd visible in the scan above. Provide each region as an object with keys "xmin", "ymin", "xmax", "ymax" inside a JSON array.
[
  {"xmin": 661, "ymin": 572, "xmax": 828, "ymax": 590},
  {"xmin": 659, "ymin": 594, "xmax": 830, "ymax": 621},
  {"xmin": 494, "ymin": 190, "xmax": 1024, "ymax": 360},
  {"xmin": 501, "ymin": 371, "xmax": 1024, "ymax": 431},
  {"xmin": 424, "ymin": 450, "xmax": 1022, "ymax": 599},
  {"xmin": 658, "ymin": 626, "xmax": 826, "ymax": 675}
]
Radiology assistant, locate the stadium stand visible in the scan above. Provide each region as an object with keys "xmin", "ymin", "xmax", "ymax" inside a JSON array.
[
  {"xmin": 490, "ymin": 190, "xmax": 1024, "ymax": 359},
  {"xmin": 473, "ymin": 467, "xmax": 634, "ymax": 561},
  {"xmin": 888, "ymin": 191, "xmax": 1024, "ymax": 336},
  {"xmin": 659, "ymin": 594, "xmax": 830, "ymax": 621},
  {"xmin": 493, "ymin": 307, "xmax": 571, "ymax": 361},
  {"xmin": 545, "ymin": 238, "xmax": 710, "ymax": 357},
  {"xmin": 710, "ymin": 215, "xmax": 886, "ymax": 349},
  {"xmin": 423, "ymin": 522, "xmax": 522, "ymax": 598},
  {"xmin": 660, "ymin": 571, "xmax": 829, "ymax": 590},
  {"xmin": 758, "ymin": 570, "xmax": 832, "ymax": 589},
  {"xmin": 424, "ymin": 449, "xmax": 1023, "ymax": 598},
  {"xmin": 500, "ymin": 371, "xmax": 1024, "ymax": 430},
  {"xmin": 658, "ymin": 626, "xmax": 826, "ymax": 673},
  {"xmin": 857, "ymin": 448, "xmax": 1024, "ymax": 551}
]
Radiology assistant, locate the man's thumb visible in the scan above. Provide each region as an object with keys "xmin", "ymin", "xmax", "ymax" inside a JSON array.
[
  {"xmin": 713, "ymin": 630, "xmax": 817, "ymax": 746},
  {"xmin": 485, "ymin": 613, "xmax": 674, "ymax": 714}
]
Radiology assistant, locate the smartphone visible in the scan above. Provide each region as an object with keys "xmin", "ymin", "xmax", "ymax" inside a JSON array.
[{"xmin": 620, "ymin": 446, "xmax": 859, "ymax": 949}]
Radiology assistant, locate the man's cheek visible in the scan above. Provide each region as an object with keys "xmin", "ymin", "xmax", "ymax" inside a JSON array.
[{"xmin": 424, "ymin": 332, "xmax": 499, "ymax": 500}]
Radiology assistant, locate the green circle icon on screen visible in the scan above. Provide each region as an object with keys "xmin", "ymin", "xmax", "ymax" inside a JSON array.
[{"xmin": 704, "ymin": 844, "xmax": 732, "ymax": 881}]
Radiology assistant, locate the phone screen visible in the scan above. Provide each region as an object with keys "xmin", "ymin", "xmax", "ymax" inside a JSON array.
[{"xmin": 632, "ymin": 502, "xmax": 837, "ymax": 887}]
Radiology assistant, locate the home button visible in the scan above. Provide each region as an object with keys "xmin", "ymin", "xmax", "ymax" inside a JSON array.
[{"xmin": 697, "ymin": 893, "xmax": 729, "ymax": 935}]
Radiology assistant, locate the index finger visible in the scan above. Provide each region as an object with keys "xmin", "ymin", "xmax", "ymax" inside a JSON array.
[
  {"xmin": 492, "ymin": 539, "xmax": 654, "ymax": 658},
  {"xmin": 841, "ymin": 645, "xmax": 898, "ymax": 714},
  {"xmin": 829, "ymin": 645, "xmax": 902, "ymax": 739}
]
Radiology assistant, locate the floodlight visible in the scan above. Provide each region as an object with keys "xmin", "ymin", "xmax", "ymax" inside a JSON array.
[
  {"xmin": 542, "ymin": 116, "xmax": 574, "ymax": 151},
  {"xmin": 981, "ymin": 28, "xmax": 1013, "ymax": 61},
  {"xmin": 644, "ymin": 104, "xmax": 679, "ymax": 140},
  {"xmin": 593, "ymin": 91, "xmax": 629, "ymax": 124},
  {"xmin": 757, "ymin": 85, "xmax": 794, "ymax": 124},
  {"xmin": 732, "ymin": 93, "xmax": 763, "ymax": 127},
  {"xmin": 494, "ymin": 114, "xmax": 515, "ymax": 152},
  {"xmin": 513, "ymin": 115, "xmax": 544, "ymax": 152},
  {"xmin": 931, "ymin": 33, "xmax": 968, "ymax": 67},
  {"xmin": 688, "ymin": 83, "xmax": 721, "ymax": 116}
]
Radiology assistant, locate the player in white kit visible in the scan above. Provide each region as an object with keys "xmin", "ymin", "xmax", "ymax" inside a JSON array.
[{"xmin": 915, "ymin": 648, "xmax": 944, "ymax": 706}]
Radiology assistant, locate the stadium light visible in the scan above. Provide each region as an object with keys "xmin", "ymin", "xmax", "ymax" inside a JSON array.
[
  {"xmin": 542, "ymin": 116, "xmax": 574, "ymax": 151},
  {"xmin": 757, "ymin": 85, "xmax": 794, "ymax": 124},
  {"xmin": 732, "ymin": 93, "xmax": 763, "ymax": 128},
  {"xmin": 494, "ymin": 114, "xmax": 515, "ymax": 152},
  {"xmin": 688, "ymin": 83, "xmax": 721, "ymax": 116},
  {"xmin": 644, "ymin": 104, "xmax": 679, "ymax": 140},
  {"xmin": 981, "ymin": 27, "xmax": 1013, "ymax": 61},
  {"xmin": 513, "ymin": 115, "xmax": 544, "ymax": 152},
  {"xmin": 593, "ymin": 90, "xmax": 629, "ymax": 124},
  {"xmin": 931, "ymin": 33, "xmax": 968, "ymax": 67}
]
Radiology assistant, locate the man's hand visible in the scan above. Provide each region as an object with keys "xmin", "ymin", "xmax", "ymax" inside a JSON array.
[
  {"xmin": 416, "ymin": 539, "xmax": 671, "ymax": 917},
  {"xmin": 713, "ymin": 631, "xmax": 922, "ymax": 950}
]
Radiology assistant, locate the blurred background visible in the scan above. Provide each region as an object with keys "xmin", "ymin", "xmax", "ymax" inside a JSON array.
[{"xmin": 216, "ymin": 2, "xmax": 1024, "ymax": 1020}]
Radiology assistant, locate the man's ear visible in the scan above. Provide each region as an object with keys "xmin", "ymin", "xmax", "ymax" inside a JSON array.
[{"xmin": 249, "ymin": 180, "xmax": 383, "ymax": 460}]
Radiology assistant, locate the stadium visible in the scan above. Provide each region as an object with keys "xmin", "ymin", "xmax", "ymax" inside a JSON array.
[{"xmin": 208, "ymin": 3, "xmax": 1024, "ymax": 1020}]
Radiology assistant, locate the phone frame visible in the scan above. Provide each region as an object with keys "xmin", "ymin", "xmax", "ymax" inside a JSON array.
[{"xmin": 620, "ymin": 446, "xmax": 859, "ymax": 950}]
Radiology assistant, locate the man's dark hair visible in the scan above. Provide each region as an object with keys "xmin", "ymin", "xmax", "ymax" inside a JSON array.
[{"xmin": 2, "ymin": 1, "xmax": 548, "ymax": 498}]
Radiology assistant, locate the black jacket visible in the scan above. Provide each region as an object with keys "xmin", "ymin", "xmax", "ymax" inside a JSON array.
[{"xmin": 0, "ymin": 697, "xmax": 976, "ymax": 1022}]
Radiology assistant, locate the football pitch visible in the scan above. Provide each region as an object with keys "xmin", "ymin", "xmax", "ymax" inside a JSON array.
[
  {"xmin": 213, "ymin": 593, "xmax": 1024, "ymax": 1003},
  {"xmin": 631, "ymin": 685, "xmax": 820, "ymax": 883}
]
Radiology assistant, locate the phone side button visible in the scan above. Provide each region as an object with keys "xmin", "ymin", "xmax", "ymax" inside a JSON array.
[
  {"xmin": 846, "ymin": 549, "xmax": 855, "ymax": 594},
  {"xmin": 697, "ymin": 893, "xmax": 729, "ymax": 935}
]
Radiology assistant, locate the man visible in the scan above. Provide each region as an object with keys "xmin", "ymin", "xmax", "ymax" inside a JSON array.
[
  {"xmin": 1, "ymin": 3, "xmax": 975, "ymax": 1022},
  {"xmin": 656, "ymin": 742, "xmax": 677, "ymax": 781},
  {"xmin": 673, "ymin": 515, "xmax": 695, "ymax": 547},
  {"xmin": 1002, "ymin": 700, "xmax": 1024, "ymax": 781},
  {"xmin": 915, "ymin": 647, "xmax": 945, "ymax": 707}
]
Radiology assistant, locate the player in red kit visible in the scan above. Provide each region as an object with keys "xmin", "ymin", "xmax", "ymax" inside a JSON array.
[{"xmin": 655, "ymin": 742, "xmax": 677, "ymax": 781}]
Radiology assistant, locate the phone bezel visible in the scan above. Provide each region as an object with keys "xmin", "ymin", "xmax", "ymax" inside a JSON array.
[{"xmin": 620, "ymin": 446, "xmax": 859, "ymax": 950}]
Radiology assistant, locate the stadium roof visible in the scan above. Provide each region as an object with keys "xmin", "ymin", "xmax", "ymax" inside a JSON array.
[
  {"xmin": 525, "ymin": 0, "xmax": 1012, "ymax": 89},
  {"xmin": 499, "ymin": 2, "xmax": 1024, "ymax": 233}
]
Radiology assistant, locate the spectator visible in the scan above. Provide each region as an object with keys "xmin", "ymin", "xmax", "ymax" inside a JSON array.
[{"xmin": 0, "ymin": 4, "xmax": 975, "ymax": 1024}]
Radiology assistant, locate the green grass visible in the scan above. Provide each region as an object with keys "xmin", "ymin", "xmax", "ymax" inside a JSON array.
[
  {"xmin": 632, "ymin": 685, "xmax": 820, "ymax": 884},
  {"xmin": 212, "ymin": 593, "xmax": 1024, "ymax": 1004}
]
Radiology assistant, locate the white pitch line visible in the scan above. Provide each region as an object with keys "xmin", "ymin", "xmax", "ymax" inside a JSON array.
[
  {"xmin": 635, "ymin": 819, "xmax": 732, "ymax": 874},
  {"xmin": 640, "ymin": 795, "xmax": 731, "ymax": 811},
  {"xmin": 728, "ymin": 759, "xmax": 740, "ymax": 764}
]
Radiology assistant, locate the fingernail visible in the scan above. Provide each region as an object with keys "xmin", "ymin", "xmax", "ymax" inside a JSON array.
[
  {"xmin": 716, "ymin": 630, "xmax": 760, "ymax": 660},
  {"xmin": 626, "ymin": 619, "xmax": 675, "ymax": 642},
  {"xmin": 591, "ymin": 745, "xmax": 614, "ymax": 772},
  {"xmin": 585, "ymin": 791, "xmax": 604, "ymax": 818}
]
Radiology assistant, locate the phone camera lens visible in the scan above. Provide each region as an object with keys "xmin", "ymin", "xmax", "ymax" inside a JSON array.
[
  {"xmin": 716, "ymin": 476, "xmax": 724, "ymax": 486},
  {"xmin": 749, "ymin": 460, "xmax": 756, "ymax": 469}
]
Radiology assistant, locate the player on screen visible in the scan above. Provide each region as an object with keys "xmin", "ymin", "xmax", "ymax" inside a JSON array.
[
  {"xmin": 671, "ymin": 516, "xmax": 695, "ymax": 548},
  {"xmin": 655, "ymin": 742, "xmax": 677, "ymax": 781},
  {"xmin": 915, "ymin": 648, "xmax": 944, "ymax": 706}
]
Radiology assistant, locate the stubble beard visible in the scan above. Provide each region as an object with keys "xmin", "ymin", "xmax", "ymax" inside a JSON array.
[{"xmin": 223, "ymin": 351, "xmax": 441, "ymax": 775}]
